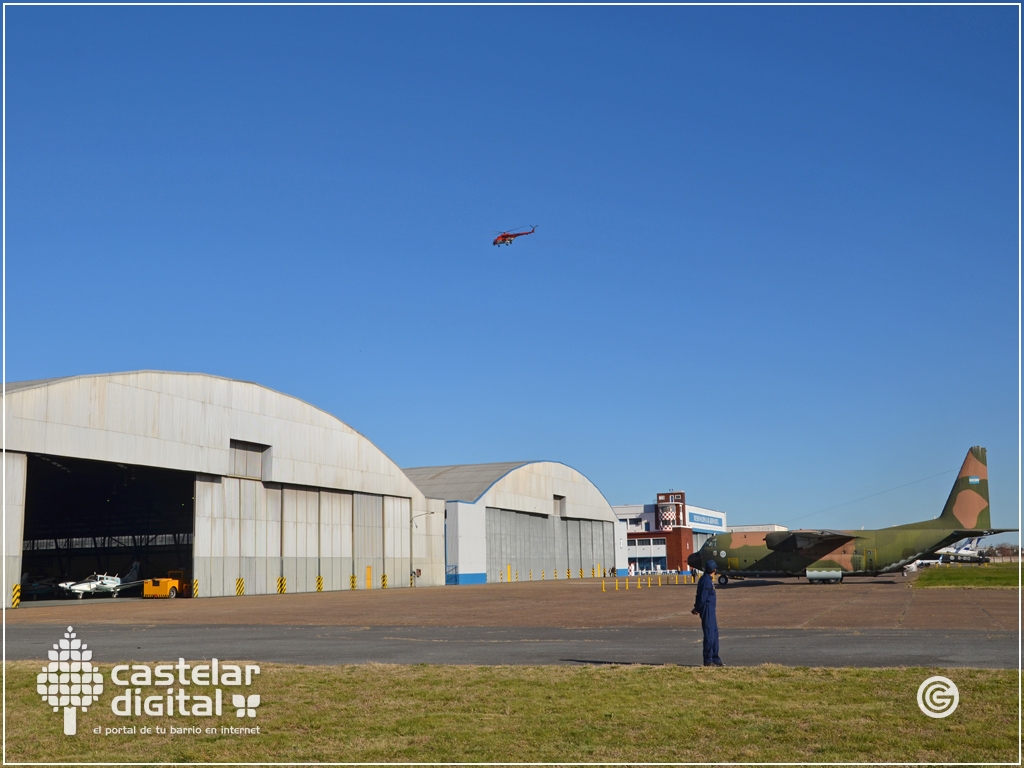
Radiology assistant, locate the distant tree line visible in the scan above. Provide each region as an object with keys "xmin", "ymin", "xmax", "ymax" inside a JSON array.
[{"xmin": 981, "ymin": 544, "xmax": 1020, "ymax": 557}]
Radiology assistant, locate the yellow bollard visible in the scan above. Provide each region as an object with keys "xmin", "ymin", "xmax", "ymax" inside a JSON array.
[
  {"xmin": 508, "ymin": 565, "xmax": 511, "ymax": 583},
  {"xmin": 602, "ymin": 579, "xmax": 606, "ymax": 592},
  {"xmin": 542, "ymin": 570, "xmax": 546, "ymax": 580},
  {"xmin": 637, "ymin": 576, "xmax": 641, "ymax": 589},
  {"xmin": 529, "ymin": 570, "xmax": 532, "ymax": 581},
  {"xmin": 592, "ymin": 567, "xmax": 595, "ymax": 578},
  {"xmin": 675, "ymin": 574, "xmax": 678, "ymax": 585},
  {"xmin": 580, "ymin": 569, "xmax": 584, "ymax": 579},
  {"xmin": 515, "ymin": 570, "xmax": 519, "ymax": 582},
  {"xmin": 567, "ymin": 569, "xmax": 571, "ymax": 580},
  {"xmin": 615, "ymin": 579, "xmax": 619, "ymax": 591},
  {"xmin": 648, "ymin": 576, "xmax": 651, "ymax": 588},
  {"xmin": 658, "ymin": 575, "xmax": 662, "ymax": 587},
  {"xmin": 626, "ymin": 577, "xmax": 629, "ymax": 590},
  {"xmin": 366, "ymin": 566, "xmax": 371, "ymax": 590}
]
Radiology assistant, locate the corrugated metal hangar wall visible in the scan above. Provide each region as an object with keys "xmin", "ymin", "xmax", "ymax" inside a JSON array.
[
  {"xmin": 484, "ymin": 509, "xmax": 616, "ymax": 581},
  {"xmin": 193, "ymin": 476, "xmax": 413, "ymax": 596}
]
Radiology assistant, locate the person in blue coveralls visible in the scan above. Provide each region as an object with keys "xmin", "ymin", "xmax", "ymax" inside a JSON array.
[{"xmin": 691, "ymin": 559, "xmax": 724, "ymax": 666}]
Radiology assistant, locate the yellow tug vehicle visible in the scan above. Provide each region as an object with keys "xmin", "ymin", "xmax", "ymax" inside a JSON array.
[{"xmin": 143, "ymin": 570, "xmax": 189, "ymax": 599}]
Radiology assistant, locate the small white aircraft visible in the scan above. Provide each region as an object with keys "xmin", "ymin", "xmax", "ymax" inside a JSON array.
[
  {"xmin": 58, "ymin": 562, "xmax": 143, "ymax": 599},
  {"xmin": 911, "ymin": 537, "xmax": 989, "ymax": 568}
]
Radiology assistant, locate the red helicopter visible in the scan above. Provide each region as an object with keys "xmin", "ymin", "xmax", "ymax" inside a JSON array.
[{"xmin": 492, "ymin": 225, "xmax": 536, "ymax": 247}]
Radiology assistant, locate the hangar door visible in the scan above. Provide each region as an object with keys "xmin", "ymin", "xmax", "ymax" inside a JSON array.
[
  {"xmin": 20, "ymin": 454, "xmax": 194, "ymax": 600},
  {"xmin": 353, "ymin": 493, "xmax": 383, "ymax": 588},
  {"xmin": 194, "ymin": 475, "xmax": 282, "ymax": 598},
  {"xmin": 195, "ymin": 481, "xmax": 413, "ymax": 595},
  {"xmin": 484, "ymin": 508, "xmax": 615, "ymax": 582}
]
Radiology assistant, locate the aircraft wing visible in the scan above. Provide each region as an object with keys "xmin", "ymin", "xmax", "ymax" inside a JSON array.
[
  {"xmin": 765, "ymin": 529, "xmax": 864, "ymax": 551},
  {"xmin": 919, "ymin": 529, "xmax": 1018, "ymax": 555},
  {"xmin": 114, "ymin": 579, "xmax": 146, "ymax": 590}
]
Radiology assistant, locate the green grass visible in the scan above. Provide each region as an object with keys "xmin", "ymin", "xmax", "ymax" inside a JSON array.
[
  {"xmin": 914, "ymin": 561, "xmax": 1020, "ymax": 589},
  {"xmin": 5, "ymin": 661, "xmax": 1018, "ymax": 763}
]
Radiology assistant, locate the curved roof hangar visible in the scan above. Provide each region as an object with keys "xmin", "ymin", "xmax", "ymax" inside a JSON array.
[
  {"xmin": 403, "ymin": 461, "xmax": 616, "ymax": 522},
  {"xmin": 4, "ymin": 370, "xmax": 424, "ymax": 501}
]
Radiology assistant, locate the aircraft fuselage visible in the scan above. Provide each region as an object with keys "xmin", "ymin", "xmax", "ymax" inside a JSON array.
[{"xmin": 689, "ymin": 523, "xmax": 975, "ymax": 578}]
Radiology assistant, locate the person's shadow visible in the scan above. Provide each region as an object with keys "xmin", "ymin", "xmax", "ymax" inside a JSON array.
[{"xmin": 561, "ymin": 659, "xmax": 704, "ymax": 667}]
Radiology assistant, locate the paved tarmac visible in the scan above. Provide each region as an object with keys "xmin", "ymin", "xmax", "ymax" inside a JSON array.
[
  {"xmin": 5, "ymin": 624, "xmax": 1018, "ymax": 668},
  {"xmin": 7, "ymin": 575, "xmax": 1019, "ymax": 630},
  {"xmin": 7, "ymin": 577, "xmax": 1019, "ymax": 668}
]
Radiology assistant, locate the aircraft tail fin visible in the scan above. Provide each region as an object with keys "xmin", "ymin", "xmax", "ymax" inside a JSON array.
[
  {"xmin": 123, "ymin": 561, "xmax": 140, "ymax": 582},
  {"xmin": 931, "ymin": 447, "xmax": 990, "ymax": 529}
]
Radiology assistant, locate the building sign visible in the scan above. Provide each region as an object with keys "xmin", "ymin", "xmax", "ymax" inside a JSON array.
[{"xmin": 689, "ymin": 512, "xmax": 723, "ymax": 528}]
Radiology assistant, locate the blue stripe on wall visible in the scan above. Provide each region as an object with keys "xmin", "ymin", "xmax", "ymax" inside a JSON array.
[{"xmin": 454, "ymin": 573, "xmax": 487, "ymax": 585}]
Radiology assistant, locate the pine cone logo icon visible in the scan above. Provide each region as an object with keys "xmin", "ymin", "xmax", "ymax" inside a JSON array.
[{"xmin": 37, "ymin": 626, "xmax": 103, "ymax": 735}]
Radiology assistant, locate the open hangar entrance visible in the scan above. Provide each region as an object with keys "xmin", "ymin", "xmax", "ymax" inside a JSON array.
[{"xmin": 20, "ymin": 453, "xmax": 194, "ymax": 600}]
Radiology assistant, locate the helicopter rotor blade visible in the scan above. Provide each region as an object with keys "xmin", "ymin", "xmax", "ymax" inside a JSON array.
[{"xmin": 491, "ymin": 224, "xmax": 535, "ymax": 236}]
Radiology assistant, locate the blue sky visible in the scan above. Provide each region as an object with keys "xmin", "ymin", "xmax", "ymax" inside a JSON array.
[{"xmin": 4, "ymin": 5, "xmax": 1019, "ymax": 541}]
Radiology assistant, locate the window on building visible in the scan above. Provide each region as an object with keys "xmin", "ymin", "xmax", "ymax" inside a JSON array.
[
  {"xmin": 637, "ymin": 539, "xmax": 651, "ymax": 546},
  {"xmin": 553, "ymin": 494, "xmax": 566, "ymax": 517},
  {"xmin": 653, "ymin": 538, "xmax": 666, "ymax": 545},
  {"xmin": 629, "ymin": 556, "xmax": 668, "ymax": 572},
  {"xmin": 229, "ymin": 440, "xmax": 269, "ymax": 479},
  {"xmin": 627, "ymin": 540, "xmax": 637, "ymax": 547}
]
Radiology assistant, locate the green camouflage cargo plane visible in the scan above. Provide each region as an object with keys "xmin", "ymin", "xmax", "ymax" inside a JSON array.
[{"xmin": 686, "ymin": 447, "xmax": 1016, "ymax": 585}]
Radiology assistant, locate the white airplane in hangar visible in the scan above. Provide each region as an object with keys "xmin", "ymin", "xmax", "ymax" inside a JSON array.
[{"xmin": 58, "ymin": 562, "xmax": 144, "ymax": 599}]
